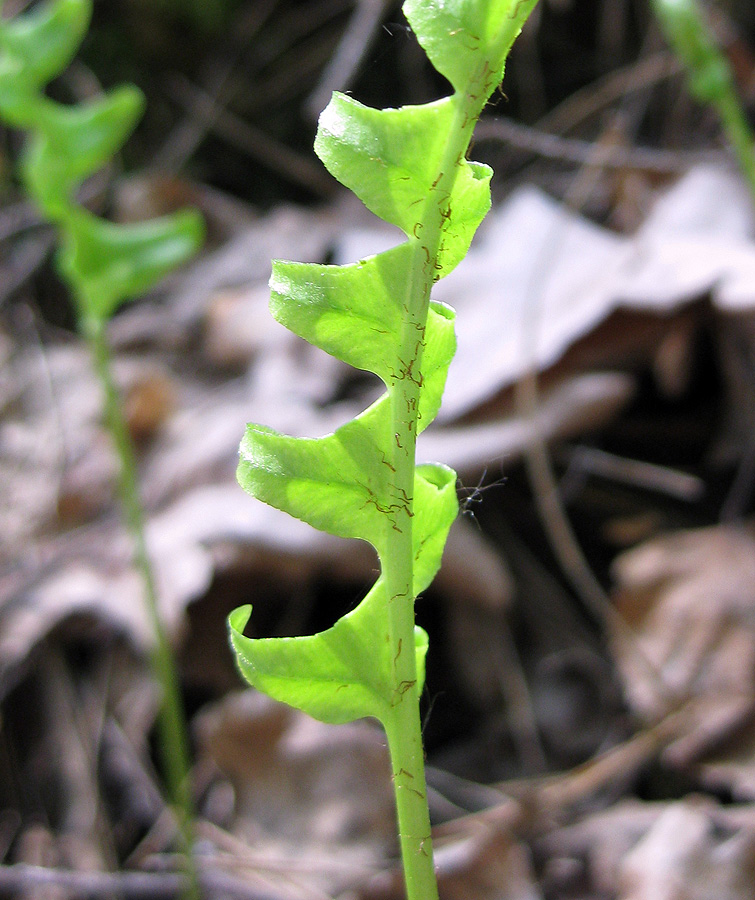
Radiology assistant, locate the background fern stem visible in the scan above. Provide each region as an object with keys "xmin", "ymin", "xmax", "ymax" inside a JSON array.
[
  {"xmin": 82, "ymin": 315, "xmax": 199, "ymax": 900},
  {"xmin": 650, "ymin": 0, "xmax": 755, "ymax": 200},
  {"xmin": 716, "ymin": 89, "xmax": 755, "ymax": 200}
]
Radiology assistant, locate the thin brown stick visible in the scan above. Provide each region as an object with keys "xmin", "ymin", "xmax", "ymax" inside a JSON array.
[
  {"xmin": 561, "ymin": 446, "xmax": 705, "ymax": 502},
  {"xmin": 510, "ymin": 117, "xmax": 678, "ymax": 710},
  {"xmin": 474, "ymin": 116, "xmax": 721, "ymax": 172},
  {"xmin": 0, "ymin": 864, "xmax": 282, "ymax": 900},
  {"xmin": 149, "ymin": 0, "xmax": 282, "ymax": 173},
  {"xmin": 0, "ymin": 865, "xmax": 182, "ymax": 899},
  {"xmin": 494, "ymin": 621, "xmax": 549, "ymax": 774},
  {"xmin": 305, "ymin": 0, "xmax": 393, "ymax": 120},
  {"xmin": 168, "ymin": 76, "xmax": 335, "ymax": 198},
  {"xmin": 0, "ymin": 199, "xmax": 42, "ymax": 242},
  {"xmin": 535, "ymin": 50, "xmax": 682, "ymax": 135}
]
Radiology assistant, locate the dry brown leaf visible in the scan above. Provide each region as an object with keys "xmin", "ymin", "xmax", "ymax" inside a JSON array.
[
  {"xmin": 618, "ymin": 799, "xmax": 755, "ymax": 900},
  {"xmin": 196, "ymin": 690, "xmax": 395, "ymax": 897},
  {"xmin": 696, "ymin": 722, "xmax": 755, "ymax": 801},
  {"xmin": 610, "ymin": 523, "xmax": 755, "ymax": 767},
  {"xmin": 427, "ymin": 165, "xmax": 755, "ymax": 420},
  {"xmin": 418, "ymin": 372, "xmax": 633, "ymax": 477},
  {"xmin": 538, "ymin": 799, "xmax": 660, "ymax": 898},
  {"xmin": 539, "ymin": 799, "xmax": 755, "ymax": 900},
  {"xmin": 433, "ymin": 815, "xmax": 543, "ymax": 900}
]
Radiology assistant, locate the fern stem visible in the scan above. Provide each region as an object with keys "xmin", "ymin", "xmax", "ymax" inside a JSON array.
[
  {"xmin": 381, "ymin": 72, "xmax": 492, "ymax": 900},
  {"xmin": 651, "ymin": 0, "xmax": 755, "ymax": 201},
  {"xmin": 384, "ymin": 347, "xmax": 436, "ymax": 899},
  {"xmin": 83, "ymin": 316, "xmax": 199, "ymax": 900},
  {"xmin": 716, "ymin": 89, "xmax": 755, "ymax": 201},
  {"xmin": 383, "ymin": 700, "xmax": 437, "ymax": 900}
]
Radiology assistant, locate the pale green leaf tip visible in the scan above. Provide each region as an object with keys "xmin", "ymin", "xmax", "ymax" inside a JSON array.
[{"xmin": 228, "ymin": 604, "xmax": 253, "ymax": 637}]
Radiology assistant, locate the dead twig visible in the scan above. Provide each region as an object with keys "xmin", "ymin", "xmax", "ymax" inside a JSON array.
[
  {"xmin": 560, "ymin": 445, "xmax": 706, "ymax": 502},
  {"xmin": 0, "ymin": 865, "xmax": 184, "ymax": 899},
  {"xmin": 305, "ymin": 0, "xmax": 394, "ymax": 121},
  {"xmin": 474, "ymin": 116, "xmax": 722, "ymax": 172},
  {"xmin": 0, "ymin": 199, "xmax": 43, "ymax": 243},
  {"xmin": 168, "ymin": 76, "xmax": 335, "ymax": 199},
  {"xmin": 0, "ymin": 231, "xmax": 56, "ymax": 309},
  {"xmin": 511, "ymin": 116, "xmax": 680, "ymax": 711},
  {"xmin": 149, "ymin": 0, "xmax": 282, "ymax": 173},
  {"xmin": 535, "ymin": 50, "xmax": 682, "ymax": 135},
  {"xmin": 0, "ymin": 863, "xmax": 285, "ymax": 900}
]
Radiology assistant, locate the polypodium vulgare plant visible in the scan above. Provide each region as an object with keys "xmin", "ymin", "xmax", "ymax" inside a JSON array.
[
  {"xmin": 228, "ymin": 1, "xmax": 539, "ymax": 897},
  {"xmin": 652, "ymin": 0, "xmax": 755, "ymax": 198},
  {"xmin": 0, "ymin": 0, "xmax": 203, "ymax": 892}
]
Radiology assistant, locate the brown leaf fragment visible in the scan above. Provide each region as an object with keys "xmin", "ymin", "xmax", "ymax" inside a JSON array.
[
  {"xmin": 618, "ymin": 799, "xmax": 755, "ymax": 900},
  {"xmin": 697, "ymin": 720, "xmax": 755, "ymax": 801},
  {"xmin": 610, "ymin": 523, "xmax": 755, "ymax": 767},
  {"xmin": 123, "ymin": 369, "xmax": 176, "ymax": 444},
  {"xmin": 201, "ymin": 285, "xmax": 281, "ymax": 370},
  {"xmin": 195, "ymin": 691, "xmax": 395, "ymax": 897},
  {"xmin": 539, "ymin": 799, "xmax": 755, "ymax": 900},
  {"xmin": 433, "ymin": 816, "xmax": 543, "ymax": 900},
  {"xmin": 537, "ymin": 800, "xmax": 661, "ymax": 898}
]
